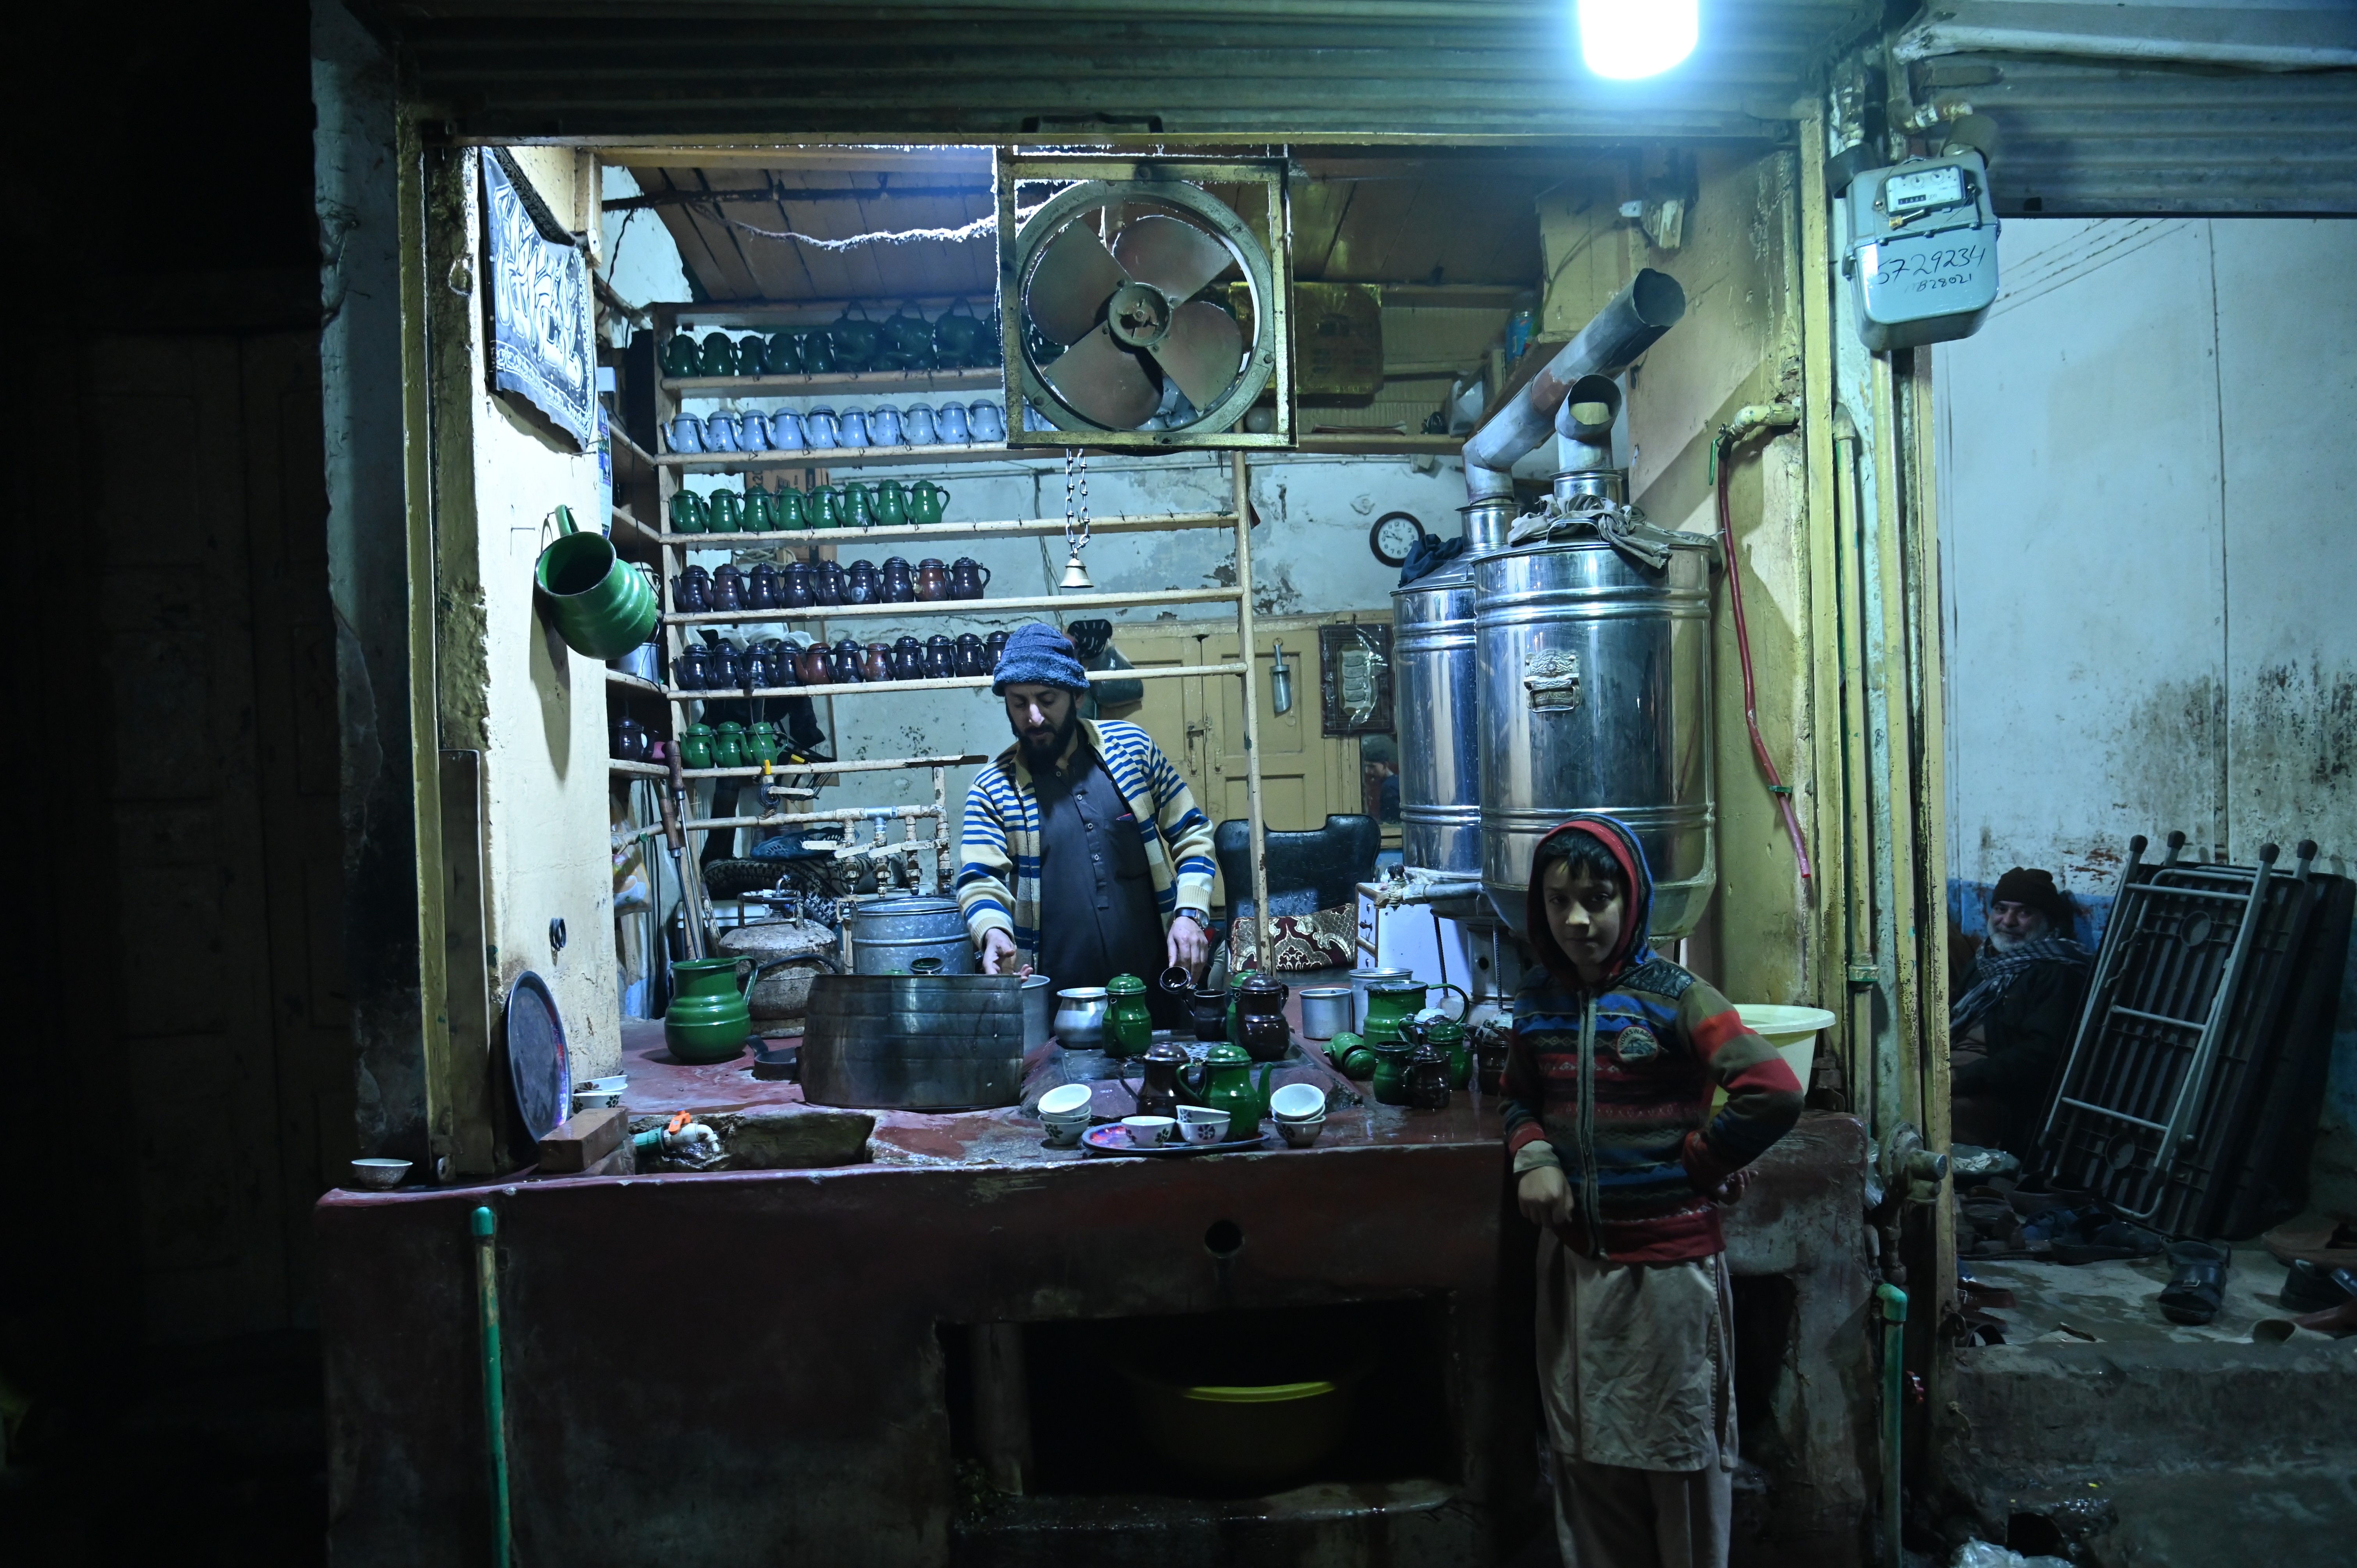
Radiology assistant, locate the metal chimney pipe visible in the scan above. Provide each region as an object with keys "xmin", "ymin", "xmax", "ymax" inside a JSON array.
[
  {"xmin": 1554, "ymin": 373, "xmax": 1622, "ymax": 473},
  {"xmin": 1463, "ymin": 269, "xmax": 1686, "ymax": 501}
]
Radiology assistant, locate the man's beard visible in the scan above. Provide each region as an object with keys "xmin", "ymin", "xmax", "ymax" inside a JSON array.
[
  {"xmin": 1987, "ymin": 916, "xmax": 2049, "ymax": 955},
  {"xmin": 1016, "ymin": 705, "xmax": 1081, "ymax": 770}
]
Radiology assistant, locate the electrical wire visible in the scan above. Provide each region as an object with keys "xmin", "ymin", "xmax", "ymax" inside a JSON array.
[{"xmin": 1714, "ymin": 431, "xmax": 1814, "ymax": 881}]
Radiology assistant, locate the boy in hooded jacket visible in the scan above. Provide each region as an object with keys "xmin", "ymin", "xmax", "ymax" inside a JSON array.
[{"xmin": 1500, "ymin": 814, "xmax": 1804, "ymax": 1568}]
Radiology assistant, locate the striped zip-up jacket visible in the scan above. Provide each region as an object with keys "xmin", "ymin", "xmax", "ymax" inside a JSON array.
[
  {"xmin": 1501, "ymin": 814, "xmax": 1804, "ymax": 1263},
  {"xmin": 955, "ymin": 719, "xmax": 1216, "ymax": 961}
]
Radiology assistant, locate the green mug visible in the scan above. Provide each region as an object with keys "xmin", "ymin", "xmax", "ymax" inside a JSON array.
[{"xmin": 534, "ymin": 505, "xmax": 659, "ymax": 660}]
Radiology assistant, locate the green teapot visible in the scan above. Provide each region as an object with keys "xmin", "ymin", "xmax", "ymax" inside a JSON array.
[
  {"xmin": 747, "ymin": 720, "xmax": 781, "ymax": 765},
  {"xmin": 841, "ymin": 482, "xmax": 874, "ymax": 528},
  {"xmin": 661, "ymin": 333, "xmax": 701, "ymax": 378},
  {"xmin": 697, "ymin": 330, "xmax": 740, "ymax": 378},
  {"xmin": 713, "ymin": 720, "xmax": 746, "ymax": 768},
  {"xmin": 742, "ymin": 488, "xmax": 776, "ymax": 531},
  {"xmin": 669, "ymin": 491, "xmax": 709, "ymax": 535},
  {"xmin": 1425, "ymin": 1015, "xmax": 1470, "ymax": 1090},
  {"xmin": 1106, "ymin": 973, "xmax": 1154, "ymax": 1059},
  {"xmin": 680, "ymin": 723, "xmax": 715, "ymax": 769},
  {"xmin": 774, "ymin": 488, "xmax": 807, "ymax": 530},
  {"xmin": 760, "ymin": 330, "xmax": 804, "ymax": 376},
  {"xmin": 705, "ymin": 489, "xmax": 744, "ymax": 533},
  {"xmin": 873, "ymin": 480, "xmax": 908, "ymax": 527},
  {"xmin": 807, "ymin": 486, "xmax": 843, "ymax": 528},
  {"xmin": 828, "ymin": 306, "xmax": 880, "ymax": 373},
  {"xmin": 1181, "ymin": 1040, "xmax": 1277, "ymax": 1136},
  {"xmin": 908, "ymin": 480, "xmax": 948, "ymax": 526},
  {"xmin": 932, "ymin": 299, "xmax": 984, "ymax": 367}
]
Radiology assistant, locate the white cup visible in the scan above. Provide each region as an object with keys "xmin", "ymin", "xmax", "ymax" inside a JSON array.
[
  {"xmin": 1175, "ymin": 1104, "xmax": 1232, "ymax": 1144},
  {"xmin": 1121, "ymin": 1115, "xmax": 1177, "ymax": 1148},
  {"xmin": 1041, "ymin": 1113, "xmax": 1090, "ymax": 1148}
]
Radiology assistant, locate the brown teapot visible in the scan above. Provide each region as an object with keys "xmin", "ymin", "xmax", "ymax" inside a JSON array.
[{"xmin": 914, "ymin": 557, "xmax": 951, "ymax": 602}]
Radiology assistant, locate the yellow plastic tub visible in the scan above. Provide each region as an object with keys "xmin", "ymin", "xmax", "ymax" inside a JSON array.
[
  {"xmin": 1709, "ymin": 1003, "xmax": 1836, "ymax": 1109},
  {"xmin": 1123, "ymin": 1371, "xmax": 1356, "ymax": 1488}
]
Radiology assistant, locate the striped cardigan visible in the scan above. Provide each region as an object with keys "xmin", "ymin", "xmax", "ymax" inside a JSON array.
[{"xmin": 955, "ymin": 719, "xmax": 1217, "ymax": 961}]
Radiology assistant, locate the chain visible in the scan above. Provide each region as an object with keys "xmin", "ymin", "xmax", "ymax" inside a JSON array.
[{"xmin": 1062, "ymin": 447, "xmax": 1093, "ymax": 555}]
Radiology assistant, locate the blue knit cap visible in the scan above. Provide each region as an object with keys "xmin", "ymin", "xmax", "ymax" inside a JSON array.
[{"xmin": 991, "ymin": 621, "xmax": 1091, "ymax": 695}]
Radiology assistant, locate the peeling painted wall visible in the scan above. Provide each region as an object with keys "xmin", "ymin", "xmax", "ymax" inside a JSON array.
[
  {"xmin": 441, "ymin": 146, "xmax": 624, "ymax": 1084},
  {"xmin": 1935, "ymin": 217, "xmax": 2357, "ymax": 1208},
  {"xmin": 1628, "ymin": 146, "xmax": 1815, "ymax": 1016}
]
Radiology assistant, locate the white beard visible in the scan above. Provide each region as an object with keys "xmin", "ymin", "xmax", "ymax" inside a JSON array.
[{"xmin": 1987, "ymin": 917, "xmax": 2049, "ymax": 955}]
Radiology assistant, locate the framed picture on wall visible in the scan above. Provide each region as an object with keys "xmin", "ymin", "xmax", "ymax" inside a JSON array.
[
  {"xmin": 482, "ymin": 150, "xmax": 597, "ymax": 451},
  {"xmin": 1318, "ymin": 623, "xmax": 1393, "ymax": 736}
]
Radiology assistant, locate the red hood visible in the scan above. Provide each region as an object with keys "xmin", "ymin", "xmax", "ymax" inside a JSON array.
[{"xmin": 1525, "ymin": 814, "xmax": 1656, "ymax": 984}]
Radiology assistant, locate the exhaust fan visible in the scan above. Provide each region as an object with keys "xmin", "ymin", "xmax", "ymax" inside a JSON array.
[{"xmin": 995, "ymin": 156, "xmax": 1292, "ymax": 448}]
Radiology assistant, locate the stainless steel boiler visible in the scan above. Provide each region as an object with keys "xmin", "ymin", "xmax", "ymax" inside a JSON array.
[
  {"xmin": 1475, "ymin": 474, "xmax": 1715, "ymax": 941},
  {"xmin": 1391, "ymin": 498, "xmax": 1514, "ymax": 876}
]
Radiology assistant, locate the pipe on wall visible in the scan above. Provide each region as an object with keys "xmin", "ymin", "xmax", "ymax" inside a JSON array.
[
  {"xmin": 1553, "ymin": 373, "xmax": 1622, "ymax": 473},
  {"xmin": 1462, "ymin": 269, "xmax": 1687, "ymax": 501}
]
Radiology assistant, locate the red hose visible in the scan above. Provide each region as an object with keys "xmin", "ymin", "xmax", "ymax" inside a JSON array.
[{"xmin": 1716, "ymin": 436, "xmax": 1813, "ymax": 880}]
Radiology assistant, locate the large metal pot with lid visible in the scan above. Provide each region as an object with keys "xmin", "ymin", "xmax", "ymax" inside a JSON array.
[{"xmin": 847, "ymin": 895, "xmax": 974, "ymax": 975}]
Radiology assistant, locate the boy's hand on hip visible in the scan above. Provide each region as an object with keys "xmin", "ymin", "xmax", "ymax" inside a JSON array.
[
  {"xmin": 1707, "ymin": 1168, "xmax": 1753, "ymax": 1207},
  {"xmin": 1517, "ymin": 1165, "xmax": 1575, "ymax": 1228}
]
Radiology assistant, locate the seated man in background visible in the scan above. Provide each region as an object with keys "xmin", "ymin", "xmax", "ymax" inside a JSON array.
[{"xmin": 1950, "ymin": 867, "xmax": 2092, "ymax": 1158}]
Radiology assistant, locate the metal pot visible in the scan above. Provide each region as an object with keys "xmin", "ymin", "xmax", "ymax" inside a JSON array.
[
  {"xmin": 799, "ymin": 973, "xmax": 1024, "ymax": 1109},
  {"xmin": 1021, "ymin": 973, "xmax": 1055, "ymax": 1052},
  {"xmin": 1297, "ymin": 986, "xmax": 1354, "ymax": 1041},
  {"xmin": 714, "ymin": 918, "xmax": 839, "ymax": 1026},
  {"xmin": 848, "ymin": 895, "xmax": 973, "ymax": 975},
  {"xmin": 1054, "ymin": 986, "xmax": 1110, "ymax": 1048}
]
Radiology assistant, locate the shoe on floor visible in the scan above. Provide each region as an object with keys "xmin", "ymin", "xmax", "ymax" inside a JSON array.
[{"xmin": 2157, "ymin": 1238, "xmax": 2231, "ymax": 1324}]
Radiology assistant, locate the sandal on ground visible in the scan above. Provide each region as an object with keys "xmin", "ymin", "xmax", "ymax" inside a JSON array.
[
  {"xmin": 2051, "ymin": 1216, "xmax": 2166, "ymax": 1265},
  {"xmin": 2157, "ymin": 1239, "xmax": 2231, "ymax": 1324},
  {"xmin": 2262, "ymin": 1213, "xmax": 2357, "ymax": 1271}
]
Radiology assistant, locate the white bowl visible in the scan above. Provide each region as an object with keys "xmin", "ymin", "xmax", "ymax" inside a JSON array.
[
  {"xmin": 349, "ymin": 1157, "xmax": 412, "ymax": 1190},
  {"xmin": 1038, "ymin": 1083, "xmax": 1094, "ymax": 1119},
  {"xmin": 1042, "ymin": 1117, "xmax": 1089, "ymax": 1149},
  {"xmin": 1269, "ymin": 1082, "xmax": 1326, "ymax": 1121},
  {"xmin": 1120, "ymin": 1115, "xmax": 1177, "ymax": 1148},
  {"xmin": 1276, "ymin": 1116, "xmax": 1326, "ymax": 1149},
  {"xmin": 1175, "ymin": 1104, "xmax": 1232, "ymax": 1143}
]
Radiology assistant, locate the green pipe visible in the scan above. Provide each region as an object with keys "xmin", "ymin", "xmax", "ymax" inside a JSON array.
[
  {"xmin": 473, "ymin": 1206, "xmax": 514, "ymax": 1568},
  {"xmin": 1876, "ymin": 1282, "xmax": 1908, "ymax": 1568}
]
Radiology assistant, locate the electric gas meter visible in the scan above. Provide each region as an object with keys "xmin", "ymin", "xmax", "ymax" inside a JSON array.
[{"xmin": 1843, "ymin": 150, "xmax": 2000, "ymax": 352}]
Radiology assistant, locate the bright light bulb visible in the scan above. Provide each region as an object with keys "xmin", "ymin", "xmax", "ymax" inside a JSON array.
[{"xmin": 1579, "ymin": 0, "xmax": 1699, "ymax": 80}]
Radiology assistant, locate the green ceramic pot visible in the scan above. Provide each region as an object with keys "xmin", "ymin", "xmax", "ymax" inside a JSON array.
[
  {"xmin": 1369, "ymin": 1044, "xmax": 1414, "ymax": 1105},
  {"xmin": 666, "ymin": 956, "xmax": 754, "ymax": 1063},
  {"xmin": 535, "ymin": 505, "xmax": 659, "ymax": 660}
]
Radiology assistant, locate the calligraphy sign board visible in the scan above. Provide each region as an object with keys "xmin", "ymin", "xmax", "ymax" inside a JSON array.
[{"xmin": 483, "ymin": 151, "xmax": 595, "ymax": 450}]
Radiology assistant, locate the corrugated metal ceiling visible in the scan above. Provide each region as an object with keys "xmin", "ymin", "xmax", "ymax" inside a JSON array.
[
  {"xmin": 1922, "ymin": 55, "xmax": 2357, "ymax": 216},
  {"xmin": 352, "ymin": 0, "xmax": 1875, "ymax": 141},
  {"xmin": 625, "ymin": 148, "xmax": 1561, "ymax": 304}
]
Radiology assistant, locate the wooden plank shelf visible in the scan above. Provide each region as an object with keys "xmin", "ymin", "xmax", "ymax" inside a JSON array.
[
  {"xmin": 609, "ymin": 758, "xmax": 668, "ymax": 777},
  {"xmin": 662, "ymin": 368, "xmax": 1004, "ymax": 398},
  {"xmin": 666, "ymin": 661, "xmax": 1249, "ymax": 703},
  {"xmin": 609, "ymin": 506, "xmax": 663, "ymax": 551},
  {"xmin": 605, "ymin": 667, "xmax": 665, "ymax": 696},
  {"xmin": 663, "ymin": 587, "xmax": 1242, "ymax": 628},
  {"xmin": 656, "ymin": 510, "xmax": 1235, "ymax": 550}
]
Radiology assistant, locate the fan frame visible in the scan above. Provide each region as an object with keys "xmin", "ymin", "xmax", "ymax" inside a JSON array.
[{"xmin": 995, "ymin": 154, "xmax": 1293, "ymax": 449}]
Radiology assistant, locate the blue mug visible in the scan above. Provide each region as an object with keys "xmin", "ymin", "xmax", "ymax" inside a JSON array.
[
  {"xmin": 968, "ymin": 401, "xmax": 1007, "ymax": 443},
  {"xmin": 839, "ymin": 409, "xmax": 871, "ymax": 448},
  {"xmin": 770, "ymin": 409, "xmax": 806, "ymax": 450},
  {"xmin": 668, "ymin": 413, "xmax": 706, "ymax": 454},
  {"xmin": 805, "ymin": 408, "xmax": 840, "ymax": 449},
  {"xmin": 935, "ymin": 402, "xmax": 970, "ymax": 443},
  {"xmin": 904, "ymin": 403, "xmax": 938, "ymax": 446},
  {"xmin": 737, "ymin": 410, "xmax": 770, "ymax": 451},
  {"xmin": 704, "ymin": 410, "xmax": 742, "ymax": 452},
  {"xmin": 870, "ymin": 404, "xmax": 905, "ymax": 447}
]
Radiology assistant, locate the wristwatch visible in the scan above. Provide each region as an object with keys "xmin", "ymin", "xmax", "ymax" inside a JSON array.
[{"xmin": 1173, "ymin": 908, "xmax": 1210, "ymax": 933}]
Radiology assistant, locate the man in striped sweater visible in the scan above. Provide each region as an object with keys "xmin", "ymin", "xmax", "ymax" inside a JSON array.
[
  {"xmin": 1501, "ymin": 813, "xmax": 1804, "ymax": 1568},
  {"xmin": 956, "ymin": 623, "xmax": 1216, "ymax": 1003}
]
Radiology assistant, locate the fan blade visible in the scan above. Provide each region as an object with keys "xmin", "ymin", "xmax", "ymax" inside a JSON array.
[
  {"xmin": 1043, "ymin": 325, "xmax": 1162, "ymax": 429},
  {"xmin": 1149, "ymin": 301, "xmax": 1246, "ymax": 413},
  {"xmin": 1026, "ymin": 221, "xmax": 1130, "ymax": 346},
  {"xmin": 1112, "ymin": 214, "xmax": 1236, "ymax": 301}
]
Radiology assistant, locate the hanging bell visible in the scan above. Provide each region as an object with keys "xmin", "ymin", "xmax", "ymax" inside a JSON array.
[{"xmin": 1059, "ymin": 550, "xmax": 1096, "ymax": 590}]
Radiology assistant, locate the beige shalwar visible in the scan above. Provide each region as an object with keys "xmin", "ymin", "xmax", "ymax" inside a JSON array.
[{"xmin": 1535, "ymin": 1231, "xmax": 1737, "ymax": 1568}]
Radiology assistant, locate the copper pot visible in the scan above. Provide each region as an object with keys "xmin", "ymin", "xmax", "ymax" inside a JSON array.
[
  {"xmin": 862, "ymin": 642, "xmax": 894, "ymax": 683},
  {"xmin": 914, "ymin": 557, "xmax": 951, "ymax": 602}
]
